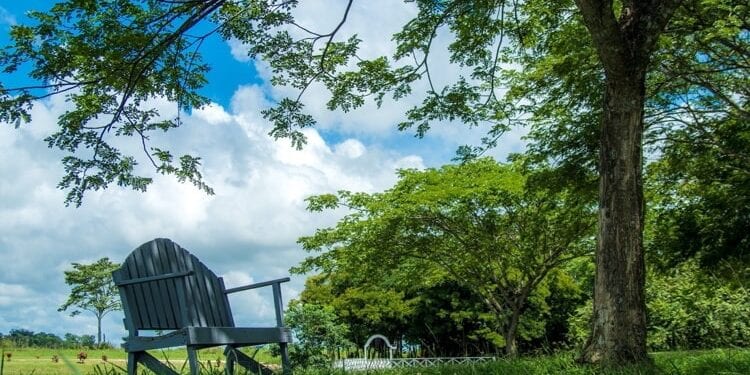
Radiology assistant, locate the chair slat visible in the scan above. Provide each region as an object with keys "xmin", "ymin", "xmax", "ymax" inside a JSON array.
[
  {"xmin": 142, "ymin": 242, "xmax": 170, "ymax": 327},
  {"xmin": 154, "ymin": 240, "xmax": 179, "ymax": 328},
  {"xmin": 131, "ymin": 246, "xmax": 160, "ymax": 329}
]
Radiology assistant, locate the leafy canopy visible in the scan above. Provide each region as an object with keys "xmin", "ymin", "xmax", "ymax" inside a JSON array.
[
  {"xmin": 1, "ymin": 0, "xmax": 746, "ymax": 211},
  {"xmin": 296, "ymin": 158, "xmax": 596, "ymax": 353},
  {"xmin": 58, "ymin": 257, "xmax": 121, "ymax": 325}
]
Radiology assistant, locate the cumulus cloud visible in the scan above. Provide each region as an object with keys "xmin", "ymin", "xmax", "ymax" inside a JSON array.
[
  {"xmin": 0, "ymin": 1, "xmax": 526, "ymax": 343},
  {"xmin": 0, "ymin": 81, "xmax": 425, "ymax": 341}
]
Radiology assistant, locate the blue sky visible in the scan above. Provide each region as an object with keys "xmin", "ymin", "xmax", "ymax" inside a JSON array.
[{"xmin": 0, "ymin": 1, "xmax": 525, "ymax": 344}]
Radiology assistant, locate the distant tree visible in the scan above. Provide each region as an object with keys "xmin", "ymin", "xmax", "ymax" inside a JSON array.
[
  {"xmin": 63, "ymin": 333, "xmax": 81, "ymax": 348},
  {"xmin": 58, "ymin": 258, "xmax": 121, "ymax": 346},
  {"xmin": 30, "ymin": 332, "xmax": 63, "ymax": 348},
  {"xmin": 78, "ymin": 335, "xmax": 95, "ymax": 349},
  {"xmin": 63, "ymin": 332, "xmax": 96, "ymax": 349}
]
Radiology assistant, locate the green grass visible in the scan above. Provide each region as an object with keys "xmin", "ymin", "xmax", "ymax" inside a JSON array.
[
  {"xmin": 298, "ymin": 348, "xmax": 750, "ymax": 375},
  {"xmin": 0, "ymin": 346, "xmax": 277, "ymax": 374},
  {"xmin": 1, "ymin": 347, "xmax": 749, "ymax": 374}
]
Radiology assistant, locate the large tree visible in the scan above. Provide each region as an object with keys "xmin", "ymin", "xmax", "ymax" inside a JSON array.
[
  {"xmin": 296, "ymin": 159, "xmax": 595, "ymax": 355},
  {"xmin": 1, "ymin": 0, "xmax": 744, "ymax": 364},
  {"xmin": 58, "ymin": 257, "xmax": 121, "ymax": 346}
]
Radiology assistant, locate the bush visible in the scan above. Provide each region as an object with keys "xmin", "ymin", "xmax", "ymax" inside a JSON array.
[
  {"xmin": 284, "ymin": 301, "xmax": 352, "ymax": 370},
  {"xmin": 568, "ymin": 261, "xmax": 750, "ymax": 351}
]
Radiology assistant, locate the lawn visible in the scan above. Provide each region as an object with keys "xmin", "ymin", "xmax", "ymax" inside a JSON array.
[
  {"xmin": 299, "ymin": 349, "xmax": 750, "ymax": 374},
  {"xmin": 0, "ymin": 346, "xmax": 277, "ymax": 374},
  {"xmin": 2, "ymin": 347, "xmax": 749, "ymax": 374}
]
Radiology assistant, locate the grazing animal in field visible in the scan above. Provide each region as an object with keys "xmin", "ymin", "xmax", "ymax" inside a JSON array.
[
  {"xmin": 4, "ymin": 352, "xmax": 10, "ymax": 362},
  {"xmin": 77, "ymin": 351, "xmax": 87, "ymax": 364},
  {"xmin": 52, "ymin": 355, "xmax": 59, "ymax": 363},
  {"xmin": 102, "ymin": 354, "xmax": 108, "ymax": 362}
]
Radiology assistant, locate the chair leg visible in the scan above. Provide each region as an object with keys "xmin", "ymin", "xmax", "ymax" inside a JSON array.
[
  {"xmin": 280, "ymin": 343, "xmax": 291, "ymax": 375},
  {"xmin": 127, "ymin": 352, "xmax": 138, "ymax": 375},
  {"xmin": 224, "ymin": 346, "xmax": 236, "ymax": 375},
  {"xmin": 187, "ymin": 347, "xmax": 200, "ymax": 375}
]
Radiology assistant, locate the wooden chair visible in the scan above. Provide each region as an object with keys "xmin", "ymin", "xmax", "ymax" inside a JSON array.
[{"xmin": 112, "ymin": 238, "xmax": 291, "ymax": 375}]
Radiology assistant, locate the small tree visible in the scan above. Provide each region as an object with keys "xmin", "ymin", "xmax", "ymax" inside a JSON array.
[
  {"xmin": 284, "ymin": 301, "xmax": 351, "ymax": 370},
  {"xmin": 58, "ymin": 258, "xmax": 121, "ymax": 347}
]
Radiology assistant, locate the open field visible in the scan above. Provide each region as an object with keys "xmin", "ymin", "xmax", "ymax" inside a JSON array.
[
  {"xmin": 2, "ymin": 348, "xmax": 750, "ymax": 374},
  {"xmin": 0, "ymin": 347, "xmax": 278, "ymax": 374}
]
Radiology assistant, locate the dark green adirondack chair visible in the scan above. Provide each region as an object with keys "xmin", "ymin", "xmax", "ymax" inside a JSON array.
[{"xmin": 112, "ymin": 238, "xmax": 291, "ymax": 375}]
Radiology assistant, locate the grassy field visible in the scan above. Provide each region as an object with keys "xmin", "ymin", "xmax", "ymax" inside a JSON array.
[
  {"xmin": 0, "ymin": 346, "xmax": 278, "ymax": 374},
  {"xmin": 1, "ymin": 347, "xmax": 749, "ymax": 374}
]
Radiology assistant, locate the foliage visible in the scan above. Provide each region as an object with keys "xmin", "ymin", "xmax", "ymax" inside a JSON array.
[
  {"xmin": 0, "ymin": 0, "xmax": 217, "ymax": 205},
  {"xmin": 295, "ymin": 348, "xmax": 750, "ymax": 375},
  {"xmin": 643, "ymin": 0, "xmax": 750, "ymax": 274},
  {"xmin": 298, "ymin": 273, "xmax": 512, "ymax": 357},
  {"xmin": 0, "ymin": 330, "xmax": 95, "ymax": 349},
  {"xmin": 59, "ymin": 258, "xmax": 121, "ymax": 346},
  {"xmin": 568, "ymin": 261, "xmax": 750, "ymax": 351},
  {"xmin": 646, "ymin": 261, "xmax": 750, "ymax": 351},
  {"xmin": 296, "ymin": 158, "xmax": 595, "ymax": 355},
  {"xmin": 283, "ymin": 301, "xmax": 351, "ymax": 370}
]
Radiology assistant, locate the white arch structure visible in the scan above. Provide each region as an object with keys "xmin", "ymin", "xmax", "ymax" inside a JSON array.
[{"xmin": 363, "ymin": 334, "xmax": 397, "ymax": 360}]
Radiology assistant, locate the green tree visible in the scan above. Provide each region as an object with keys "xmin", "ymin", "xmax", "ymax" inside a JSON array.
[
  {"xmin": 1, "ymin": 0, "xmax": 745, "ymax": 364},
  {"xmin": 284, "ymin": 301, "xmax": 351, "ymax": 369},
  {"xmin": 297, "ymin": 159, "xmax": 594, "ymax": 356},
  {"xmin": 638, "ymin": 0, "xmax": 750, "ymax": 276},
  {"xmin": 297, "ymin": 263, "xmax": 417, "ymax": 352},
  {"xmin": 58, "ymin": 257, "xmax": 121, "ymax": 347}
]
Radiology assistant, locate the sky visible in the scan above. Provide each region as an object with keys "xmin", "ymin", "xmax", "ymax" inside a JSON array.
[{"xmin": 0, "ymin": 1, "xmax": 525, "ymax": 344}]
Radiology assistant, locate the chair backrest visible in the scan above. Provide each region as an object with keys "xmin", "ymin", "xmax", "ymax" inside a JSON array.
[{"xmin": 113, "ymin": 238, "xmax": 235, "ymax": 334}]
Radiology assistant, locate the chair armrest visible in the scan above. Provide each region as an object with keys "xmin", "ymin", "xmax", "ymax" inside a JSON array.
[
  {"xmin": 114, "ymin": 270, "xmax": 194, "ymax": 286},
  {"xmin": 224, "ymin": 277, "xmax": 290, "ymax": 294}
]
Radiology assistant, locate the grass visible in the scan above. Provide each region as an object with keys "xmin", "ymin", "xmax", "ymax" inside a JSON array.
[
  {"xmin": 0, "ymin": 346, "xmax": 277, "ymax": 374},
  {"xmin": 298, "ymin": 348, "xmax": 750, "ymax": 375},
  {"xmin": 1, "ymin": 347, "xmax": 749, "ymax": 374}
]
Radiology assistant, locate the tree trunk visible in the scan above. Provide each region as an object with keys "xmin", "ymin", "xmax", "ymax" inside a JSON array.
[
  {"xmin": 572, "ymin": 0, "xmax": 684, "ymax": 364},
  {"xmin": 580, "ymin": 74, "xmax": 648, "ymax": 364},
  {"xmin": 96, "ymin": 313, "xmax": 103, "ymax": 347},
  {"xmin": 504, "ymin": 308, "xmax": 521, "ymax": 357}
]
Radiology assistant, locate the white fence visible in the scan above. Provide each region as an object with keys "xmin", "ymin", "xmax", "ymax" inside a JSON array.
[{"xmin": 335, "ymin": 356, "xmax": 496, "ymax": 371}]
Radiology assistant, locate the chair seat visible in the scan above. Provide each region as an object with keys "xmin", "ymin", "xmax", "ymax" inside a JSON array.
[
  {"xmin": 124, "ymin": 326, "xmax": 292, "ymax": 351},
  {"xmin": 186, "ymin": 326, "xmax": 292, "ymax": 346}
]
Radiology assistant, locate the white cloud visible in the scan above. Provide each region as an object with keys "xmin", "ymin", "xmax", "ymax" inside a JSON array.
[
  {"xmin": 231, "ymin": 0, "xmax": 526, "ymax": 161},
  {"xmin": 193, "ymin": 102, "xmax": 233, "ymax": 124},
  {"xmin": 0, "ymin": 82, "xmax": 424, "ymax": 341},
  {"xmin": 335, "ymin": 139, "xmax": 365, "ymax": 159},
  {"xmin": 227, "ymin": 38, "xmax": 252, "ymax": 62},
  {"xmin": 0, "ymin": 1, "xmax": 526, "ymax": 343}
]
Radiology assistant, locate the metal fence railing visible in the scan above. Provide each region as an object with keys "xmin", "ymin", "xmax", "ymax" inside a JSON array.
[{"xmin": 335, "ymin": 356, "xmax": 496, "ymax": 371}]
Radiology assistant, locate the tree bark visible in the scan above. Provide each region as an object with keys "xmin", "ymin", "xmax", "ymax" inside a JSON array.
[
  {"xmin": 572, "ymin": 0, "xmax": 683, "ymax": 364},
  {"xmin": 504, "ymin": 307, "xmax": 521, "ymax": 357},
  {"xmin": 96, "ymin": 313, "xmax": 103, "ymax": 346},
  {"xmin": 580, "ymin": 74, "xmax": 648, "ymax": 364}
]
